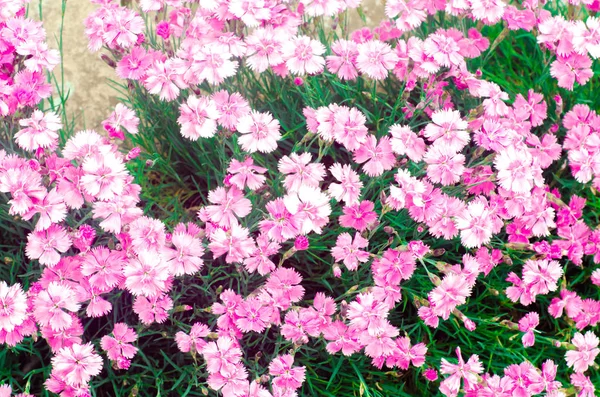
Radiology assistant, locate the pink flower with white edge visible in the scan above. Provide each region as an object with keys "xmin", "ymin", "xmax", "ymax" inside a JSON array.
[
  {"xmin": 80, "ymin": 146, "xmax": 128, "ymax": 201},
  {"xmin": 212, "ymin": 91, "xmax": 250, "ymax": 132},
  {"xmin": 328, "ymin": 163, "xmax": 363, "ymax": 205},
  {"xmin": 123, "ymin": 252, "xmax": 170, "ymax": 297},
  {"xmin": 389, "ymin": 124, "xmax": 426, "ymax": 162},
  {"xmin": 15, "ymin": 110, "xmax": 61, "ymax": 152},
  {"xmin": 454, "ymin": 199, "xmax": 494, "ymax": 248},
  {"xmin": 424, "ymin": 145, "xmax": 465, "ymax": 186},
  {"xmin": 208, "ymin": 223, "xmax": 256, "ymax": 264},
  {"xmin": 236, "ymin": 110, "xmax": 281, "ymax": 153},
  {"xmin": 522, "ymin": 259, "xmax": 563, "ymax": 297},
  {"xmin": 103, "ymin": 103, "xmax": 139, "ymax": 140},
  {"xmin": 204, "ymin": 186, "xmax": 252, "ymax": 228},
  {"xmin": 227, "ymin": 157, "xmax": 267, "ymax": 191},
  {"xmin": 429, "ymin": 273, "xmax": 472, "ymax": 320},
  {"xmin": 283, "ymin": 35, "xmax": 326, "ymax": 75},
  {"xmin": 259, "ymin": 198, "xmax": 300, "ymax": 242},
  {"xmin": 0, "ymin": 282, "xmax": 27, "ymax": 333},
  {"xmin": 26, "ymin": 224, "xmax": 72, "ymax": 267},
  {"xmin": 326, "ymin": 39, "xmax": 359, "ymax": 81},
  {"xmin": 494, "ymin": 146, "xmax": 538, "ymax": 193},
  {"xmin": 177, "ymin": 95, "xmax": 221, "ymax": 140},
  {"xmin": 566, "ymin": 331, "xmax": 599, "ymax": 373},
  {"xmin": 332, "ymin": 106, "xmax": 369, "ymax": 151},
  {"xmin": 269, "ymin": 354, "xmax": 306, "ymax": 390}
]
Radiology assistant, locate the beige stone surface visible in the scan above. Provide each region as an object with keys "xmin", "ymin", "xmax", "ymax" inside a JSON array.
[{"xmin": 34, "ymin": 0, "xmax": 119, "ymax": 131}]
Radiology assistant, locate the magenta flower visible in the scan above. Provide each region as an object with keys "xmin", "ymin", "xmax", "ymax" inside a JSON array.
[{"xmin": 339, "ymin": 200, "xmax": 378, "ymax": 232}]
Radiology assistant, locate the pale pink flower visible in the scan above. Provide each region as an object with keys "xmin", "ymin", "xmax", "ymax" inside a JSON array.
[
  {"xmin": 566, "ymin": 331, "xmax": 599, "ymax": 373},
  {"xmin": 283, "ymin": 185, "xmax": 331, "ymax": 234},
  {"xmin": 301, "ymin": 0, "xmax": 342, "ymax": 16},
  {"xmin": 15, "ymin": 110, "xmax": 61, "ymax": 151},
  {"xmin": 227, "ymin": 157, "xmax": 267, "ymax": 190},
  {"xmin": 423, "ymin": 31, "xmax": 464, "ymax": 67},
  {"xmin": 332, "ymin": 106, "xmax": 369, "ymax": 151},
  {"xmin": 244, "ymin": 233, "xmax": 280, "ymax": 275},
  {"xmin": 423, "ymin": 109, "xmax": 469, "ymax": 152},
  {"xmin": 347, "ymin": 292, "xmax": 389, "ymax": 334},
  {"xmin": 129, "ymin": 216, "xmax": 166, "ymax": 254},
  {"xmin": 550, "ymin": 54, "xmax": 594, "ymax": 90},
  {"xmin": 212, "ymin": 91, "xmax": 251, "ymax": 131},
  {"xmin": 202, "ymin": 336, "xmax": 242, "ymax": 376},
  {"xmin": 133, "ymin": 294, "xmax": 173, "ymax": 325},
  {"xmin": 326, "ymin": 39, "xmax": 359, "ymax": 80},
  {"xmin": 245, "ymin": 27, "xmax": 285, "ymax": 73},
  {"xmin": 522, "ymin": 259, "xmax": 563, "ymax": 296},
  {"xmin": 17, "ymin": 40, "xmax": 60, "ymax": 72},
  {"xmin": 22, "ymin": 188, "xmax": 67, "ymax": 231},
  {"xmin": 389, "ymin": 124, "xmax": 426, "ymax": 162},
  {"xmin": 278, "ymin": 152, "xmax": 326, "ymax": 193},
  {"xmin": 424, "ymin": 145, "xmax": 465, "ymax": 186},
  {"xmin": 440, "ymin": 347, "xmax": 483, "ymax": 396},
  {"xmin": 494, "ymin": 146, "xmax": 537, "ymax": 193},
  {"xmin": 454, "ymin": 199, "xmax": 494, "ymax": 248},
  {"xmin": 177, "ymin": 95, "xmax": 221, "ymax": 140},
  {"xmin": 513, "ymin": 90, "xmax": 547, "ymax": 127},
  {"xmin": 164, "ymin": 223, "xmax": 205, "ymax": 276},
  {"xmin": 123, "ymin": 252, "xmax": 170, "ymax": 297},
  {"xmin": 51, "ymin": 343, "xmax": 103, "ymax": 387},
  {"xmin": 33, "ymin": 282, "xmax": 81, "ymax": 331},
  {"xmin": 103, "ymin": 103, "xmax": 139, "ymax": 140},
  {"xmin": 209, "ymin": 223, "xmax": 256, "ymax": 263},
  {"xmin": 116, "ymin": 46, "xmax": 154, "ymax": 80},
  {"xmin": 207, "ymin": 363, "xmax": 248, "ymax": 397},
  {"xmin": 236, "ymin": 110, "xmax": 281, "ymax": 153},
  {"xmin": 102, "ymin": 7, "xmax": 144, "ymax": 49},
  {"xmin": 191, "ymin": 44, "xmax": 238, "ymax": 85},
  {"xmin": 470, "ymin": 0, "xmax": 506, "ymax": 24},
  {"xmin": 355, "ymin": 40, "xmax": 399, "ymax": 80},
  {"xmin": 144, "ymin": 59, "xmax": 185, "ymax": 101},
  {"xmin": 228, "ymin": 0, "xmax": 271, "ymax": 27},
  {"xmin": 0, "ymin": 282, "xmax": 27, "ymax": 333},
  {"xmin": 518, "ymin": 312, "xmax": 539, "ymax": 347},
  {"xmin": 80, "ymin": 247, "xmax": 126, "ymax": 291},
  {"xmin": 259, "ymin": 198, "xmax": 300, "ymax": 242},
  {"xmin": 26, "ymin": 225, "xmax": 72, "ymax": 266},
  {"xmin": 571, "ymin": 373, "xmax": 596, "ymax": 397},
  {"xmin": 353, "ymin": 135, "xmax": 396, "ymax": 177},
  {"xmin": 235, "ymin": 298, "xmax": 273, "ymax": 333},
  {"xmin": 204, "ymin": 186, "xmax": 252, "ymax": 228},
  {"xmin": 429, "ymin": 273, "xmax": 472, "ymax": 320},
  {"xmin": 283, "ymin": 35, "xmax": 326, "ymax": 75},
  {"xmin": 80, "ymin": 147, "xmax": 128, "ymax": 201},
  {"xmin": 331, "ymin": 232, "xmax": 370, "ymax": 271},
  {"xmin": 100, "ymin": 323, "xmax": 138, "ymax": 364},
  {"xmin": 328, "ymin": 163, "xmax": 363, "ymax": 205},
  {"xmin": 175, "ymin": 322, "xmax": 209, "ymax": 353},
  {"xmin": 265, "ymin": 267, "xmax": 304, "ymax": 308}
]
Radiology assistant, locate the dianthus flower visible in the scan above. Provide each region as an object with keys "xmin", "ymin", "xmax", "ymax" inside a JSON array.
[
  {"xmin": 278, "ymin": 152, "xmax": 326, "ymax": 193},
  {"xmin": 212, "ymin": 91, "xmax": 251, "ymax": 131},
  {"xmin": 550, "ymin": 54, "xmax": 593, "ymax": 90},
  {"xmin": 389, "ymin": 124, "xmax": 426, "ymax": 162},
  {"xmin": 423, "ymin": 109, "xmax": 469, "ymax": 152},
  {"xmin": 177, "ymin": 95, "xmax": 221, "ymax": 140},
  {"xmin": 245, "ymin": 27, "xmax": 285, "ymax": 73},
  {"xmin": 144, "ymin": 59, "xmax": 185, "ymax": 101},
  {"xmin": 355, "ymin": 40, "xmax": 399, "ymax": 80},
  {"xmin": 424, "ymin": 145, "xmax": 465, "ymax": 186},
  {"xmin": 25, "ymin": 224, "xmax": 72, "ymax": 267},
  {"xmin": 259, "ymin": 198, "xmax": 300, "ymax": 242},
  {"xmin": 207, "ymin": 363, "xmax": 248, "ymax": 397},
  {"xmin": 331, "ymin": 232, "xmax": 369, "ymax": 271},
  {"xmin": 164, "ymin": 222, "xmax": 205, "ymax": 276},
  {"xmin": 133, "ymin": 294, "xmax": 173, "ymax": 325},
  {"xmin": 326, "ymin": 39, "xmax": 359, "ymax": 80},
  {"xmin": 123, "ymin": 252, "xmax": 170, "ymax": 297},
  {"xmin": 129, "ymin": 216, "xmax": 166, "ymax": 254},
  {"xmin": 204, "ymin": 186, "xmax": 251, "ymax": 228},
  {"xmin": 227, "ymin": 157, "xmax": 267, "ymax": 190},
  {"xmin": 353, "ymin": 135, "xmax": 396, "ymax": 177},
  {"xmin": 331, "ymin": 106, "xmax": 369, "ymax": 151},
  {"xmin": 518, "ymin": 312, "xmax": 539, "ymax": 347},
  {"xmin": 429, "ymin": 273, "xmax": 472, "ymax": 320},
  {"xmin": 235, "ymin": 298, "xmax": 273, "ymax": 333},
  {"xmin": 566, "ymin": 331, "xmax": 599, "ymax": 373},
  {"xmin": 100, "ymin": 323, "xmax": 138, "ymax": 369},
  {"xmin": 14, "ymin": 110, "xmax": 61, "ymax": 152},
  {"xmin": 80, "ymin": 247, "xmax": 125, "ymax": 291},
  {"xmin": 0, "ymin": 281, "xmax": 27, "ymax": 333},
  {"xmin": 33, "ymin": 282, "xmax": 81, "ymax": 331},
  {"xmin": 80, "ymin": 146, "xmax": 128, "ymax": 201},
  {"xmin": 103, "ymin": 103, "xmax": 139, "ymax": 140},
  {"xmin": 328, "ymin": 163, "xmax": 363, "ymax": 205},
  {"xmin": 347, "ymin": 292, "xmax": 389, "ymax": 334},
  {"xmin": 282, "ymin": 35, "xmax": 325, "ymax": 75},
  {"xmin": 339, "ymin": 200, "xmax": 378, "ymax": 232},
  {"xmin": 372, "ymin": 248, "xmax": 416, "ymax": 285},
  {"xmin": 175, "ymin": 322, "xmax": 209, "ymax": 353},
  {"xmin": 51, "ymin": 343, "xmax": 102, "ymax": 387},
  {"xmin": 265, "ymin": 267, "xmax": 304, "ymax": 309},
  {"xmin": 494, "ymin": 146, "xmax": 538, "ymax": 193},
  {"xmin": 522, "ymin": 259, "xmax": 563, "ymax": 297},
  {"xmin": 236, "ymin": 110, "xmax": 281, "ymax": 153},
  {"xmin": 440, "ymin": 347, "xmax": 483, "ymax": 396},
  {"xmin": 244, "ymin": 233, "xmax": 280, "ymax": 275},
  {"xmin": 283, "ymin": 185, "xmax": 331, "ymax": 234},
  {"xmin": 269, "ymin": 354, "xmax": 306, "ymax": 390},
  {"xmin": 208, "ymin": 223, "xmax": 256, "ymax": 263}
]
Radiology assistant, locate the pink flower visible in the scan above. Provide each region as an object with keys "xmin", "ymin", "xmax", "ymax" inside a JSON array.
[
  {"xmin": 550, "ymin": 54, "xmax": 594, "ymax": 90},
  {"xmin": 156, "ymin": 21, "xmax": 171, "ymax": 40},
  {"xmin": 469, "ymin": 0, "xmax": 506, "ymax": 24},
  {"xmin": 103, "ymin": 103, "xmax": 139, "ymax": 140},
  {"xmin": 494, "ymin": 146, "xmax": 538, "ymax": 193},
  {"xmin": 227, "ymin": 157, "xmax": 267, "ymax": 190},
  {"xmin": 301, "ymin": 0, "xmax": 342, "ymax": 16},
  {"xmin": 228, "ymin": 0, "xmax": 271, "ymax": 27},
  {"xmin": 331, "ymin": 232, "xmax": 370, "ymax": 271},
  {"xmin": 429, "ymin": 273, "xmax": 472, "ymax": 320},
  {"xmin": 339, "ymin": 200, "xmax": 378, "ymax": 232},
  {"xmin": 353, "ymin": 135, "xmax": 396, "ymax": 177},
  {"xmin": 116, "ymin": 46, "xmax": 154, "ymax": 80},
  {"xmin": 347, "ymin": 292, "xmax": 389, "ymax": 333},
  {"xmin": 204, "ymin": 186, "xmax": 252, "ymax": 228},
  {"xmin": 518, "ymin": 312, "xmax": 539, "ymax": 347},
  {"xmin": 322, "ymin": 321, "xmax": 361, "ymax": 355},
  {"xmin": 144, "ymin": 59, "xmax": 185, "ymax": 101},
  {"xmin": 372, "ymin": 248, "xmax": 416, "ymax": 285},
  {"xmin": 101, "ymin": 7, "xmax": 144, "ymax": 49},
  {"xmin": 328, "ymin": 163, "xmax": 363, "ymax": 205},
  {"xmin": 326, "ymin": 39, "xmax": 359, "ymax": 80},
  {"xmin": 278, "ymin": 152, "xmax": 326, "ymax": 193},
  {"xmin": 26, "ymin": 224, "xmax": 72, "ymax": 266},
  {"xmin": 175, "ymin": 322, "xmax": 209, "ymax": 353},
  {"xmin": 259, "ymin": 198, "xmax": 300, "ymax": 242},
  {"xmin": 269, "ymin": 354, "xmax": 306, "ymax": 390},
  {"xmin": 22, "ymin": 188, "xmax": 67, "ymax": 231},
  {"xmin": 244, "ymin": 234, "xmax": 280, "ymax": 275},
  {"xmin": 133, "ymin": 294, "xmax": 173, "ymax": 325},
  {"xmin": 389, "ymin": 124, "xmax": 426, "ymax": 162},
  {"xmin": 129, "ymin": 216, "xmax": 166, "ymax": 254},
  {"xmin": 212, "ymin": 91, "xmax": 251, "ymax": 131},
  {"xmin": 207, "ymin": 363, "xmax": 248, "ymax": 397},
  {"xmin": 423, "ymin": 31, "xmax": 464, "ymax": 67},
  {"xmin": 440, "ymin": 347, "xmax": 483, "ymax": 396},
  {"xmin": 455, "ymin": 199, "xmax": 494, "ymax": 248},
  {"xmin": 123, "ymin": 252, "xmax": 170, "ymax": 297},
  {"xmin": 283, "ymin": 185, "xmax": 332, "ymax": 235},
  {"xmin": 245, "ymin": 27, "xmax": 285, "ymax": 73},
  {"xmin": 571, "ymin": 373, "xmax": 596, "ymax": 397},
  {"xmin": 191, "ymin": 44, "xmax": 238, "ymax": 85},
  {"xmin": 177, "ymin": 95, "xmax": 221, "ymax": 140},
  {"xmin": 33, "ymin": 282, "xmax": 81, "ymax": 331},
  {"xmin": 265, "ymin": 268, "xmax": 304, "ymax": 309},
  {"xmin": 15, "ymin": 110, "xmax": 61, "ymax": 151},
  {"xmin": 283, "ymin": 35, "xmax": 326, "ymax": 75},
  {"xmin": 513, "ymin": 90, "xmax": 547, "ymax": 127},
  {"xmin": 100, "ymin": 323, "xmax": 138, "ymax": 369},
  {"xmin": 355, "ymin": 40, "xmax": 399, "ymax": 80},
  {"xmin": 80, "ymin": 147, "xmax": 128, "ymax": 201},
  {"xmin": 522, "ymin": 259, "xmax": 563, "ymax": 297},
  {"xmin": 236, "ymin": 110, "xmax": 281, "ymax": 153},
  {"xmin": 80, "ymin": 247, "xmax": 126, "ymax": 291},
  {"xmin": 0, "ymin": 282, "xmax": 27, "ymax": 333},
  {"xmin": 332, "ymin": 106, "xmax": 369, "ymax": 151},
  {"xmin": 50, "ymin": 344, "xmax": 102, "ymax": 390},
  {"xmin": 209, "ymin": 223, "xmax": 256, "ymax": 263},
  {"xmin": 566, "ymin": 331, "xmax": 599, "ymax": 373},
  {"xmin": 164, "ymin": 223, "xmax": 205, "ymax": 276},
  {"xmin": 424, "ymin": 145, "xmax": 465, "ymax": 186},
  {"xmin": 203, "ymin": 336, "xmax": 242, "ymax": 378},
  {"xmin": 235, "ymin": 298, "xmax": 273, "ymax": 333},
  {"xmin": 423, "ymin": 109, "xmax": 469, "ymax": 152}
]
